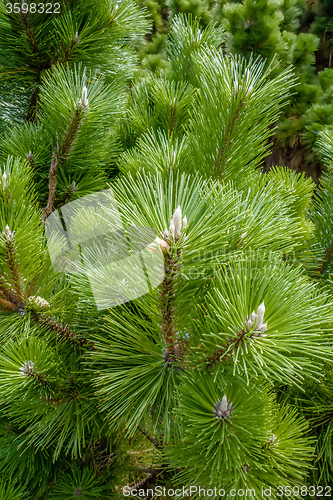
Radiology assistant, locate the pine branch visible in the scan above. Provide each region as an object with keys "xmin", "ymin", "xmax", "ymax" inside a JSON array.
[
  {"xmin": 42, "ymin": 100, "xmax": 88, "ymax": 220},
  {"xmin": 58, "ymin": 32, "xmax": 80, "ymax": 65},
  {"xmin": 139, "ymin": 427, "xmax": 163, "ymax": 451},
  {"xmin": 19, "ymin": 11, "xmax": 45, "ymax": 68},
  {"xmin": 130, "ymin": 462, "xmax": 178, "ymax": 498},
  {"xmin": 0, "ymin": 294, "xmax": 17, "ymax": 312},
  {"xmin": 31, "ymin": 311, "xmax": 77, "ymax": 340},
  {"xmin": 27, "ymin": 85, "xmax": 41, "ymax": 123},
  {"xmin": 204, "ymin": 330, "xmax": 249, "ymax": 368},
  {"xmin": 169, "ymin": 100, "xmax": 178, "ymax": 136},
  {"xmin": 212, "ymin": 98, "xmax": 246, "ymax": 177},
  {"xmin": 21, "ymin": 360, "xmax": 49, "ymax": 386},
  {"xmin": 42, "ymin": 148, "xmax": 59, "ymax": 221},
  {"xmin": 157, "ymin": 207, "xmax": 188, "ymax": 365},
  {"xmin": 131, "ymin": 471, "xmax": 158, "ymax": 496},
  {"xmin": 159, "ymin": 248, "xmax": 181, "ymax": 356},
  {"xmin": 18, "ymin": 9, "xmax": 50, "ymax": 122},
  {"xmin": 0, "ymin": 278, "xmax": 24, "ymax": 313},
  {"xmin": 1, "ymin": 228, "xmax": 25, "ymax": 311}
]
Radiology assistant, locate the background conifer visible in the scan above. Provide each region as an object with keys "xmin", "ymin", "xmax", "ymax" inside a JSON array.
[{"xmin": 1, "ymin": 1, "xmax": 333, "ymax": 498}]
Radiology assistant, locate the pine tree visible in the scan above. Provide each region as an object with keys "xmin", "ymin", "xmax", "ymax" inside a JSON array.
[
  {"xmin": 137, "ymin": 0, "xmax": 333, "ymax": 179},
  {"xmin": 1, "ymin": 6, "xmax": 333, "ymax": 500}
]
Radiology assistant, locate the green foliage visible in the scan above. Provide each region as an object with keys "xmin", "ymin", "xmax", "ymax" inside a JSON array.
[
  {"xmin": 1, "ymin": 7, "xmax": 333, "ymax": 498},
  {"xmin": 166, "ymin": 13, "xmax": 225, "ymax": 83},
  {"xmin": 135, "ymin": 0, "xmax": 333, "ymax": 175},
  {"xmin": 49, "ymin": 467, "xmax": 113, "ymax": 499},
  {"xmin": 0, "ymin": 482, "xmax": 28, "ymax": 500},
  {"xmin": 0, "ymin": 0, "xmax": 150, "ymax": 127},
  {"xmin": 168, "ymin": 375, "xmax": 313, "ymax": 493}
]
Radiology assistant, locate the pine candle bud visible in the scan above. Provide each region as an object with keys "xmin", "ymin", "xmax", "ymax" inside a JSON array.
[
  {"xmin": 169, "ymin": 219, "xmax": 176, "ymax": 238},
  {"xmin": 167, "ymin": 206, "xmax": 187, "ymax": 243},
  {"xmin": 2, "ymin": 171, "xmax": 6, "ymax": 189},
  {"xmin": 26, "ymin": 151, "xmax": 33, "ymax": 162},
  {"xmin": 214, "ymin": 395, "xmax": 233, "ymax": 421},
  {"xmin": 269, "ymin": 434, "xmax": 277, "ymax": 445},
  {"xmin": 2, "ymin": 225, "xmax": 13, "ymax": 241},
  {"xmin": 172, "ymin": 205, "xmax": 182, "ymax": 237},
  {"xmin": 82, "ymin": 86, "xmax": 88, "ymax": 107},
  {"xmin": 220, "ymin": 395, "xmax": 228, "ymax": 412},
  {"xmin": 256, "ymin": 302, "xmax": 265, "ymax": 329},
  {"xmin": 244, "ymin": 303, "xmax": 267, "ymax": 337},
  {"xmin": 27, "ymin": 296, "xmax": 50, "ymax": 310},
  {"xmin": 20, "ymin": 360, "xmax": 34, "ymax": 376}
]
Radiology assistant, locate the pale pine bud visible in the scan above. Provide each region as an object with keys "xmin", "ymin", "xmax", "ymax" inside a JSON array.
[
  {"xmin": 220, "ymin": 394, "xmax": 228, "ymax": 412},
  {"xmin": 2, "ymin": 225, "xmax": 13, "ymax": 241},
  {"xmin": 28, "ymin": 296, "xmax": 50, "ymax": 310},
  {"xmin": 74, "ymin": 31, "xmax": 79, "ymax": 42},
  {"xmin": 169, "ymin": 219, "xmax": 175, "ymax": 238},
  {"xmin": 172, "ymin": 205, "xmax": 182, "ymax": 236},
  {"xmin": 260, "ymin": 323, "xmax": 267, "ymax": 334},
  {"xmin": 269, "ymin": 434, "xmax": 277, "ymax": 445},
  {"xmin": 234, "ymin": 80, "xmax": 238, "ymax": 97},
  {"xmin": 115, "ymin": 3, "xmax": 119, "ymax": 12},
  {"xmin": 214, "ymin": 395, "xmax": 233, "ymax": 420},
  {"xmin": 2, "ymin": 171, "xmax": 6, "ymax": 189},
  {"xmin": 82, "ymin": 86, "xmax": 88, "ymax": 107},
  {"xmin": 240, "ymin": 232, "xmax": 247, "ymax": 240},
  {"xmin": 250, "ymin": 311, "xmax": 256, "ymax": 326},
  {"xmin": 164, "ymin": 229, "xmax": 170, "ymax": 240},
  {"xmin": 256, "ymin": 302, "xmax": 265, "ymax": 329},
  {"xmin": 182, "ymin": 215, "xmax": 187, "ymax": 229},
  {"xmin": 20, "ymin": 360, "xmax": 34, "ymax": 376},
  {"xmin": 26, "ymin": 151, "xmax": 33, "ymax": 162}
]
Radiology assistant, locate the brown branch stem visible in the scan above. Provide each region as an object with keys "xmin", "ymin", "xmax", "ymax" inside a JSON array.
[
  {"xmin": 139, "ymin": 427, "xmax": 163, "ymax": 451},
  {"xmin": 205, "ymin": 328, "xmax": 251, "ymax": 367},
  {"xmin": 42, "ymin": 105, "xmax": 87, "ymax": 221},
  {"xmin": 159, "ymin": 247, "xmax": 182, "ymax": 359},
  {"xmin": 3, "ymin": 237, "xmax": 24, "ymax": 305},
  {"xmin": 42, "ymin": 149, "xmax": 59, "ymax": 221},
  {"xmin": 31, "ymin": 311, "xmax": 79, "ymax": 342}
]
